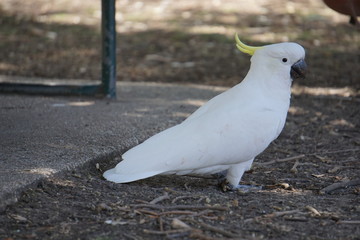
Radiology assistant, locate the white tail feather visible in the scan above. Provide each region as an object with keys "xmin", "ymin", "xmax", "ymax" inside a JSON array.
[{"xmin": 103, "ymin": 168, "xmax": 163, "ymax": 183}]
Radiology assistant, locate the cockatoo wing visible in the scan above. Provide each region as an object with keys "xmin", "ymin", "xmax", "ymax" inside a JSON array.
[{"xmin": 103, "ymin": 84, "xmax": 286, "ymax": 183}]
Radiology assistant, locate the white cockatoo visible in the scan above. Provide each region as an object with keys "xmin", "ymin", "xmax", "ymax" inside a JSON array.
[{"xmin": 104, "ymin": 34, "xmax": 306, "ymax": 190}]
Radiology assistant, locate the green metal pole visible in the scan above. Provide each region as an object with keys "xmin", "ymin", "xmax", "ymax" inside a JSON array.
[{"xmin": 101, "ymin": 0, "xmax": 117, "ymax": 99}]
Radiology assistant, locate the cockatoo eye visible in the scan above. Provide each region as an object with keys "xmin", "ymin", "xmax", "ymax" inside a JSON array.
[{"xmin": 282, "ymin": 58, "xmax": 288, "ymax": 63}]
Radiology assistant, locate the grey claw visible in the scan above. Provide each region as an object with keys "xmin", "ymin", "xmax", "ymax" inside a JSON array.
[
  {"xmin": 234, "ymin": 184, "xmax": 262, "ymax": 192},
  {"xmin": 219, "ymin": 179, "xmax": 262, "ymax": 192}
]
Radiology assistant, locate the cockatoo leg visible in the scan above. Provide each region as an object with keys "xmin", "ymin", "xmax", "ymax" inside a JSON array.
[{"xmin": 219, "ymin": 159, "xmax": 261, "ymax": 192}]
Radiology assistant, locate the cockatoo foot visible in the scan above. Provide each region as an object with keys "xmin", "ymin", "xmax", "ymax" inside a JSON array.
[
  {"xmin": 219, "ymin": 179, "xmax": 262, "ymax": 192},
  {"xmin": 234, "ymin": 184, "xmax": 262, "ymax": 193}
]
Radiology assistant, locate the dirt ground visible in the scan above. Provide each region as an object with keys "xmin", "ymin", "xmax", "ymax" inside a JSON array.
[{"xmin": 0, "ymin": 0, "xmax": 359, "ymax": 239}]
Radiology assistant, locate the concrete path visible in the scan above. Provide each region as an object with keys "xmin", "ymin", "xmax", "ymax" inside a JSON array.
[{"xmin": 0, "ymin": 79, "xmax": 226, "ymax": 210}]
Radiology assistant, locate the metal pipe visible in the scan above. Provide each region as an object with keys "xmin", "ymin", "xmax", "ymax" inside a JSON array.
[{"xmin": 101, "ymin": 0, "xmax": 117, "ymax": 99}]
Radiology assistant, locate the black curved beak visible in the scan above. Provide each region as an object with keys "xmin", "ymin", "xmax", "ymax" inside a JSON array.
[{"xmin": 290, "ymin": 59, "xmax": 307, "ymax": 79}]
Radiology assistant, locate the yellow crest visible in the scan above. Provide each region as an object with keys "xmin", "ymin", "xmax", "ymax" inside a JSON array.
[{"xmin": 235, "ymin": 33, "xmax": 263, "ymax": 56}]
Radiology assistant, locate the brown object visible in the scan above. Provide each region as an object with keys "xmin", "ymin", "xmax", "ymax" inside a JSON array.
[
  {"xmin": 323, "ymin": 0, "xmax": 360, "ymax": 25},
  {"xmin": 320, "ymin": 179, "xmax": 360, "ymax": 194}
]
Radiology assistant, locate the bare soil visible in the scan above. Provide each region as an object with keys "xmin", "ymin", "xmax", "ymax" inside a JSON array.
[
  {"xmin": 2, "ymin": 91, "xmax": 360, "ymax": 240},
  {"xmin": 0, "ymin": 0, "xmax": 359, "ymax": 239}
]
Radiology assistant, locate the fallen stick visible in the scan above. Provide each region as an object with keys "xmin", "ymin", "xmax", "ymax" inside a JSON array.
[
  {"xmin": 316, "ymin": 148, "xmax": 360, "ymax": 155},
  {"xmin": 135, "ymin": 209, "xmax": 159, "ymax": 216},
  {"xmin": 290, "ymin": 160, "xmax": 300, "ymax": 173},
  {"xmin": 132, "ymin": 204, "xmax": 229, "ymax": 211},
  {"xmin": 172, "ymin": 195, "xmax": 190, "ymax": 204},
  {"xmin": 263, "ymin": 209, "xmax": 302, "ymax": 218},
  {"xmin": 143, "ymin": 228, "xmax": 190, "ymax": 235},
  {"xmin": 171, "ymin": 195, "xmax": 205, "ymax": 204},
  {"xmin": 305, "ymin": 205, "xmax": 321, "ymax": 216},
  {"xmin": 149, "ymin": 192, "xmax": 170, "ymax": 204},
  {"xmin": 158, "ymin": 217, "xmax": 164, "ymax": 232},
  {"xmin": 284, "ymin": 216, "xmax": 308, "ymax": 222},
  {"xmin": 320, "ymin": 179, "xmax": 360, "ymax": 194},
  {"xmin": 116, "ymin": 207, "xmax": 131, "ymax": 212},
  {"xmin": 136, "ymin": 209, "xmax": 201, "ymax": 217},
  {"xmin": 187, "ymin": 219, "xmax": 240, "ymax": 238},
  {"xmin": 259, "ymin": 154, "xmax": 306, "ymax": 166},
  {"xmin": 244, "ymin": 209, "xmax": 302, "ymax": 223},
  {"xmin": 159, "ymin": 210, "xmax": 198, "ymax": 216}
]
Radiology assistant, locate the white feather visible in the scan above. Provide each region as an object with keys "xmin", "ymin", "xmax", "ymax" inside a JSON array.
[{"xmin": 103, "ymin": 42, "xmax": 305, "ymax": 186}]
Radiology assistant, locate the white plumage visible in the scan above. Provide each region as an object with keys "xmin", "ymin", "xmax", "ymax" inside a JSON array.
[{"xmin": 104, "ymin": 36, "xmax": 306, "ymax": 189}]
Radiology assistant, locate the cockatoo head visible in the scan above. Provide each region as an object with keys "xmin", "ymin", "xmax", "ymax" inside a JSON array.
[{"xmin": 235, "ymin": 34, "xmax": 307, "ymax": 80}]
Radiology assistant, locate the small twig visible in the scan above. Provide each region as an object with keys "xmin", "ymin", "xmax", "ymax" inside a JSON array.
[
  {"xmin": 193, "ymin": 209, "xmax": 213, "ymax": 217},
  {"xmin": 123, "ymin": 233, "xmax": 137, "ymax": 240},
  {"xmin": 201, "ymin": 215, "xmax": 220, "ymax": 220},
  {"xmin": 259, "ymin": 154, "xmax": 306, "ymax": 166},
  {"xmin": 187, "ymin": 219, "xmax": 239, "ymax": 238},
  {"xmin": 158, "ymin": 217, "xmax": 164, "ymax": 232},
  {"xmin": 320, "ymin": 179, "xmax": 360, "ymax": 194},
  {"xmin": 305, "ymin": 206, "xmax": 321, "ymax": 216},
  {"xmin": 315, "ymin": 148, "xmax": 360, "ymax": 155},
  {"xmin": 116, "ymin": 207, "xmax": 131, "ymax": 212},
  {"xmin": 132, "ymin": 204, "xmax": 229, "ymax": 211},
  {"xmin": 284, "ymin": 216, "xmax": 308, "ymax": 222},
  {"xmin": 171, "ymin": 195, "xmax": 205, "ymax": 204},
  {"xmin": 172, "ymin": 195, "xmax": 188, "ymax": 204},
  {"xmin": 244, "ymin": 209, "xmax": 302, "ymax": 223},
  {"xmin": 135, "ymin": 209, "xmax": 159, "ymax": 216},
  {"xmin": 290, "ymin": 160, "xmax": 300, "ymax": 173},
  {"xmin": 135, "ymin": 209, "xmax": 202, "ymax": 216},
  {"xmin": 149, "ymin": 192, "xmax": 170, "ymax": 204},
  {"xmin": 263, "ymin": 209, "xmax": 302, "ymax": 218},
  {"xmin": 159, "ymin": 210, "xmax": 198, "ymax": 216},
  {"xmin": 143, "ymin": 229, "xmax": 190, "ymax": 235}
]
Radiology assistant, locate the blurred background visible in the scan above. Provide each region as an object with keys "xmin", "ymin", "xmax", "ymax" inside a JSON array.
[{"xmin": 0, "ymin": 0, "xmax": 358, "ymax": 91}]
